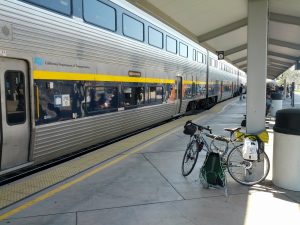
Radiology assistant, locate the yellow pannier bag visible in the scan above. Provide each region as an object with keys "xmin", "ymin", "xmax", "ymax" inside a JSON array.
[
  {"xmin": 257, "ymin": 130, "xmax": 269, "ymax": 143},
  {"xmin": 234, "ymin": 130, "xmax": 245, "ymax": 142},
  {"xmin": 234, "ymin": 130, "xmax": 269, "ymax": 143}
]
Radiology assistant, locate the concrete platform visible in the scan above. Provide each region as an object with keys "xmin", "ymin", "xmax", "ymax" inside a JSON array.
[{"xmin": 0, "ymin": 94, "xmax": 299, "ymax": 225}]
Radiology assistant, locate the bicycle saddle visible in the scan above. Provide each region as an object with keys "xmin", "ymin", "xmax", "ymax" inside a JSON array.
[{"xmin": 224, "ymin": 127, "xmax": 241, "ymax": 132}]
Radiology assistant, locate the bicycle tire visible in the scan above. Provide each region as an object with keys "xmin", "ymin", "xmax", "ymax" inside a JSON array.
[
  {"xmin": 227, "ymin": 145, "xmax": 270, "ymax": 185},
  {"xmin": 181, "ymin": 139, "xmax": 199, "ymax": 176}
]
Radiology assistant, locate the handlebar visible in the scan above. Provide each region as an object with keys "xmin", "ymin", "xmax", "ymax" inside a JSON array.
[{"xmin": 185, "ymin": 120, "xmax": 212, "ymax": 134}]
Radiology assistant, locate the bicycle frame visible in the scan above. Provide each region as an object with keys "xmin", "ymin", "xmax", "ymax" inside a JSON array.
[{"xmin": 193, "ymin": 132, "xmax": 210, "ymax": 153}]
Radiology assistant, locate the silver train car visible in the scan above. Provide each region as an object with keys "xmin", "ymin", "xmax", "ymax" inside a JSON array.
[{"xmin": 0, "ymin": 0, "xmax": 246, "ymax": 174}]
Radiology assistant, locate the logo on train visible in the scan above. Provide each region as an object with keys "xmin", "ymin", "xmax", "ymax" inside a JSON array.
[{"xmin": 33, "ymin": 57, "xmax": 44, "ymax": 66}]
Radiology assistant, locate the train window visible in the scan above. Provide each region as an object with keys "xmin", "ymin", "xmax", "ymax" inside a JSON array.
[
  {"xmin": 196, "ymin": 84, "xmax": 206, "ymax": 97},
  {"xmin": 5, "ymin": 71, "xmax": 26, "ymax": 125},
  {"xmin": 209, "ymin": 58, "xmax": 213, "ymax": 66},
  {"xmin": 83, "ymin": 0, "xmax": 116, "ymax": 31},
  {"xmin": 197, "ymin": 52, "xmax": 203, "ymax": 63},
  {"xmin": 122, "ymin": 86, "xmax": 145, "ymax": 108},
  {"xmin": 148, "ymin": 86, "xmax": 163, "ymax": 104},
  {"xmin": 21, "ymin": 0, "xmax": 71, "ymax": 15},
  {"xmin": 148, "ymin": 27, "xmax": 163, "ymax": 49},
  {"xmin": 193, "ymin": 49, "xmax": 197, "ymax": 61},
  {"xmin": 184, "ymin": 84, "xmax": 193, "ymax": 99},
  {"xmin": 203, "ymin": 55, "xmax": 207, "ymax": 64},
  {"xmin": 164, "ymin": 83, "xmax": 177, "ymax": 103},
  {"xmin": 166, "ymin": 36, "xmax": 177, "ymax": 54},
  {"xmin": 214, "ymin": 60, "xmax": 218, "ymax": 68},
  {"xmin": 35, "ymin": 81, "xmax": 85, "ymax": 124},
  {"xmin": 179, "ymin": 42, "xmax": 188, "ymax": 58},
  {"xmin": 123, "ymin": 14, "xmax": 144, "ymax": 42},
  {"xmin": 85, "ymin": 86, "xmax": 118, "ymax": 114}
]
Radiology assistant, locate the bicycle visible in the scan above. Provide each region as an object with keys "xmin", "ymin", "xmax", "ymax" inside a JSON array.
[
  {"xmin": 181, "ymin": 120, "xmax": 212, "ymax": 176},
  {"xmin": 182, "ymin": 120, "xmax": 270, "ymax": 186}
]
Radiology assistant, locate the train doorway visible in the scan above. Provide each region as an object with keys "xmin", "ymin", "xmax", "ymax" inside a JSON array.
[
  {"xmin": 0, "ymin": 58, "xmax": 30, "ymax": 170},
  {"xmin": 175, "ymin": 76, "xmax": 182, "ymax": 114},
  {"xmin": 220, "ymin": 81, "xmax": 223, "ymax": 100}
]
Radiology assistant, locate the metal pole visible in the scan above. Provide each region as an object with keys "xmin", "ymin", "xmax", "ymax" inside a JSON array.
[
  {"xmin": 291, "ymin": 82, "xmax": 295, "ymax": 107},
  {"xmin": 283, "ymin": 79, "xmax": 287, "ymax": 100}
]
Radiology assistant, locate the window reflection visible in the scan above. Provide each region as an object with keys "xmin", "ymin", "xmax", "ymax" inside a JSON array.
[
  {"xmin": 165, "ymin": 84, "xmax": 176, "ymax": 103},
  {"xmin": 148, "ymin": 27, "xmax": 163, "ymax": 49},
  {"xmin": 5, "ymin": 71, "xmax": 26, "ymax": 124},
  {"xmin": 148, "ymin": 86, "xmax": 163, "ymax": 104},
  {"xmin": 166, "ymin": 36, "xmax": 177, "ymax": 54},
  {"xmin": 179, "ymin": 42, "xmax": 188, "ymax": 57},
  {"xmin": 35, "ymin": 80, "xmax": 85, "ymax": 124},
  {"xmin": 122, "ymin": 86, "xmax": 144, "ymax": 108},
  {"xmin": 34, "ymin": 81, "xmax": 174, "ymax": 125},
  {"xmin": 183, "ymin": 84, "xmax": 193, "ymax": 99},
  {"xmin": 123, "ymin": 14, "xmax": 144, "ymax": 41},
  {"xmin": 196, "ymin": 84, "xmax": 206, "ymax": 98},
  {"xmin": 85, "ymin": 86, "xmax": 118, "ymax": 114},
  {"xmin": 23, "ymin": 0, "xmax": 71, "ymax": 15},
  {"xmin": 83, "ymin": 0, "xmax": 116, "ymax": 31}
]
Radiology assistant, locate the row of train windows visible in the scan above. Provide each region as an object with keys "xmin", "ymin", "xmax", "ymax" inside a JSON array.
[
  {"xmin": 35, "ymin": 81, "xmax": 174, "ymax": 124},
  {"xmin": 34, "ymin": 80, "xmax": 214, "ymax": 125},
  {"xmin": 21, "ymin": 0, "xmax": 205, "ymax": 61},
  {"xmin": 21, "ymin": 0, "xmax": 238, "ymax": 74},
  {"xmin": 209, "ymin": 58, "xmax": 238, "ymax": 74},
  {"xmin": 87, "ymin": 6, "xmax": 190, "ymax": 57}
]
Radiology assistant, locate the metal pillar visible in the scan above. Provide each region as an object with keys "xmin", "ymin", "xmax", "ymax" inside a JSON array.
[
  {"xmin": 246, "ymin": 0, "xmax": 269, "ymax": 133},
  {"xmin": 283, "ymin": 79, "xmax": 287, "ymax": 100}
]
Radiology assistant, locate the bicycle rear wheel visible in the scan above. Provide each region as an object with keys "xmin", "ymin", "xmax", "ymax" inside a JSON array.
[
  {"xmin": 181, "ymin": 139, "xmax": 199, "ymax": 176},
  {"xmin": 227, "ymin": 145, "xmax": 270, "ymax": 185}
]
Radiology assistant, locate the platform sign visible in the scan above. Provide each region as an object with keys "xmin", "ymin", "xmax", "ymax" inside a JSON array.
[{"xmin": 217, "ymin": 51, "xmax": 224, "ymax": 60}]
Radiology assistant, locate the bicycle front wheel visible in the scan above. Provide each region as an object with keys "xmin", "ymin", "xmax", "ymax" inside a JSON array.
[
  {"xmin": 181, "ymin": 139, "xmax": 199, "ymax": 176},
  {"xmin": 227, "ymin": 145, "xmax": 270, "ymax": 185}
]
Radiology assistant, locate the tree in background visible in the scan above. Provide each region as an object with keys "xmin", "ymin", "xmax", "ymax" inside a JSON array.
[{"xmin": 276, "ymin": 67, "xmax": 300, "ymax": 90}]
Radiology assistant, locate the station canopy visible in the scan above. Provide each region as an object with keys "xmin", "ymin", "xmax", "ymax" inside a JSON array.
[{"xmin": 127, "ymin": 0, "xmax": 300, "ymax": 79}]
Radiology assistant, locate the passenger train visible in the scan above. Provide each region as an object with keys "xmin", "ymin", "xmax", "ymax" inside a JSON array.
[{"xmin": 0, "ymin": 0, "xmax": 246, "ymax": 173}]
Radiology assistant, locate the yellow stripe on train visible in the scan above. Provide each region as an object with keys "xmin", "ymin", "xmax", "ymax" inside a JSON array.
[
  {"xmin": 183, "ymin": 80, "xmax": 207, "ymax": 85},
  {"xmin": 33, "ymin": 70, "xmax": 212, "ymax": 85},
  {"xmin": 33, "ymin": 70, "xmax": 176, "ymax": 84}
]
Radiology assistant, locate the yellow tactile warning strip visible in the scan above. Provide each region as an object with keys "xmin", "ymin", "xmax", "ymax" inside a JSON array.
[{"xmin": 0, "ymin": 98, "xmax": 237, "ymax": 212}]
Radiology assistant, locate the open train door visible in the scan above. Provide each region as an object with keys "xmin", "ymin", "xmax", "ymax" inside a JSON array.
[
  {"xmin": 175, "ymin": 76, "xmax": 182, "ymax": 114},
  {"xmin": 0, "ymin": 58, "xmax": 30, "ymax": 170}
]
